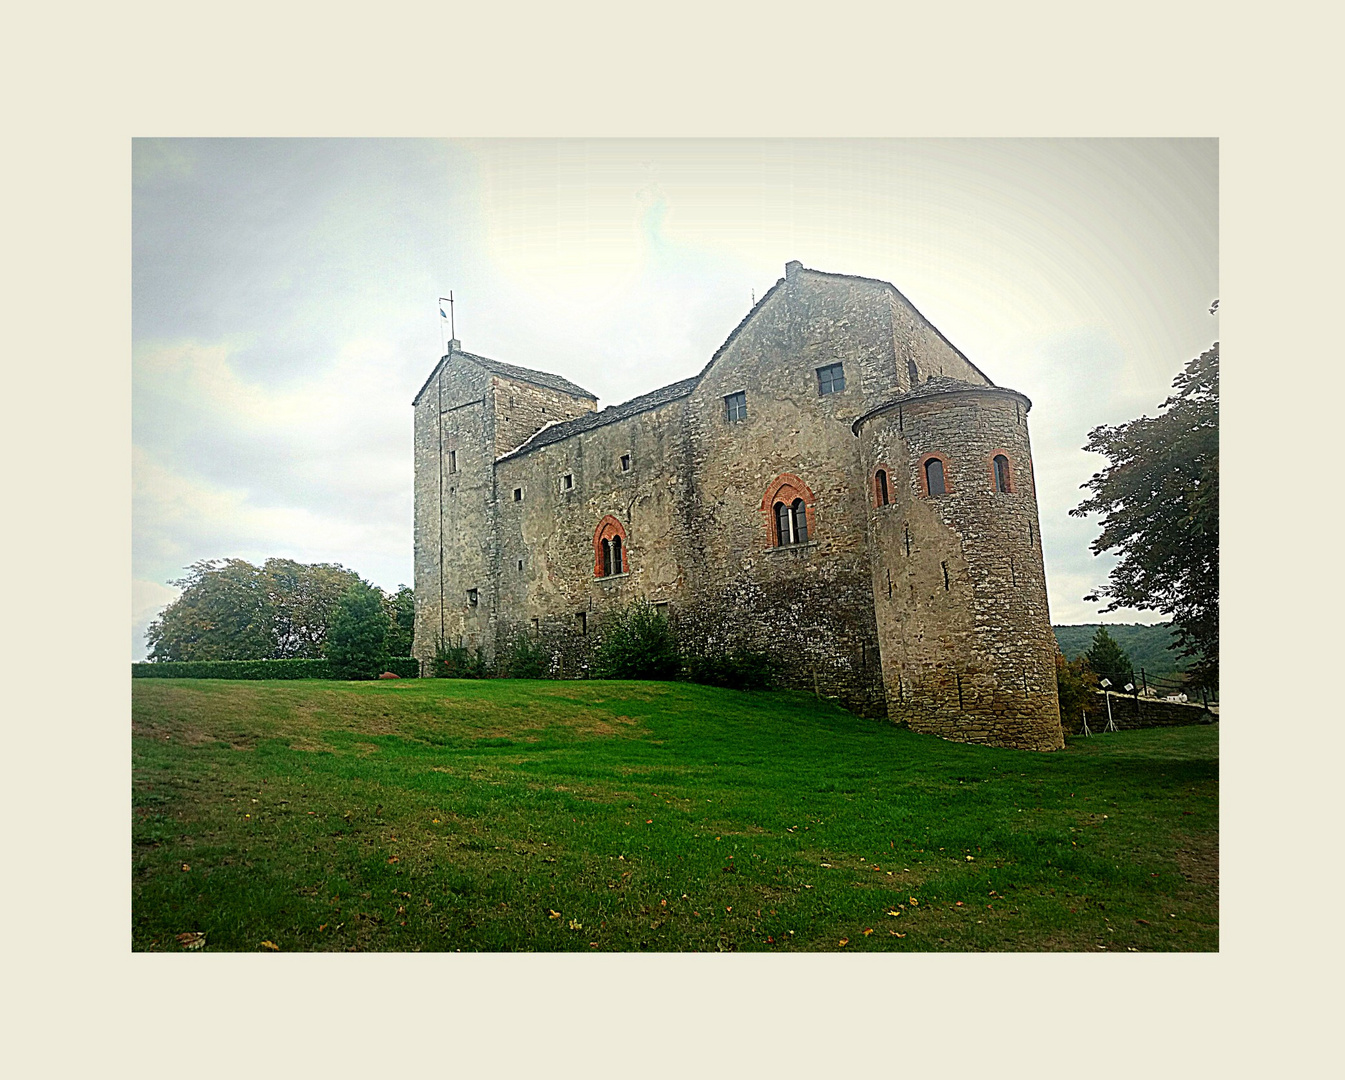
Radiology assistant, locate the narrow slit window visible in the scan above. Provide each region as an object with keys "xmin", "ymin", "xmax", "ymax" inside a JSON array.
[
  {"xmin": 993, "ymin": 454, "xmax": 1011, "ymax": 493},
  {"xmin": 448, "ymin": 450, "xmax": 457, "ymax": 473},
  {"xmin": 620, "ymin": 454, "xmax": 631, "ymax": 472},
  {"xmin": 924, "ymin": 457, "xmax": 946, "ymax": 496},
  {"xmin": 725, "ymin": 391, "xmax": 747, "ymax": 422},
  {"xmin": 513, "ymin": 487, "xmax": 523, "ymax": 502},
  {"xmin": 876, "ymin": 469, "xmax": 890, "ymax": 506},
  {"xmin": 816, "ymin": 363, "xmax": 845, "ymax": 395},
  {"xmin": 562, "ymin": 473, "xmax": 573, "ymax": 491},
  {"xmin": 467, "ymin": 588, "xmax": 479, "ymax": 607},
  {"xmin": 577, "ymin": 612, "xmax": 587, "ymax": 635}
]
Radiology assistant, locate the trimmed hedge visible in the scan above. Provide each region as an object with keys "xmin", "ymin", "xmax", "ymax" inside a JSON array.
[{"xmin": 132, "ymin": 657, "xmax": 420, "ymax": 680}]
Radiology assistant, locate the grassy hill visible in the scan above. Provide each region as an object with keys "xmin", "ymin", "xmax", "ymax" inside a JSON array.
[
  {"xmin": 1054, "ymin": 622, "xmax": 1187, "ymax": 683},
  {"xmin": 132, "ymin": 678, "xmax": 1218, "ymax": 952}
]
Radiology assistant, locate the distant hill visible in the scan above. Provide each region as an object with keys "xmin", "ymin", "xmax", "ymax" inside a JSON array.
[{"xmin": 1053, "ymin": 623, "xmax": 1187, "ymax": 684}]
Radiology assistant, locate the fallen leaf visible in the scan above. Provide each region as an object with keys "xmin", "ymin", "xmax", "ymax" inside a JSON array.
[
  {"xmin": 886, "ymin": 910, "xmax": 901, "ymax": 917},
  {"xmin": 838, "ymin": 938, "xmax": 849, "ymax": 947},
  {"xmin": 260, "ymin": 940, "xmax": 279, "ymax": 951},
  {"xmin": 863, "ymin": 928, "xmax": 873, "ymax": 936},
  {"xmin": 181, "ymin": 864, "xmax": 190, "ymax": 872},
  {"xmin": 909, "ymin": 898, "xmax": 919, "ymax": 906},
  {"xmin": 891, "ymin": 932, "xmax": 906, "ymax": 938},
  {"xmin": 176, "ymin": 932, "xmax": 205, "ymax": 950},
  {"xmin": 387, "ymin": 856, "xmax": 399, "ymax": 864},
  {"xmin": 549, "ymin": 910, "xmax": 562, "ymax": 919},
  {"xmin": 568, "ymin": 920, "xmax": 582, "ymax": 931},
  {"xmin": 966, "ymin": 856, "xmax": 974, "ymax": 861},
  {"xmin": 956, "ymin": 902, "xmax": 963, "ymax": 907}
]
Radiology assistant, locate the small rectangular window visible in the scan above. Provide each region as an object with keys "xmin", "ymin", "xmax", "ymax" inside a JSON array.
[
  {"xmin": 531, "ymin": 617, "xmax": 539, "ymax": 634},
  {"xmin": 448, "ymin": 450, "xmax": 457, "ymax": 472},
  {"xmin": 562, "ymin": 473, "xmax": 573, "ymax": 490},
  {"xmin": 817, "ymin": 363, "xmax": 845, "ymax": 395},
  {"xmin": 577, "ymin": 612, "xmax": 587, "ymax": 636},
  {"xmin": 620, "ymin": 454, "xmax": 631, "ymax": 472},
  {"xmin": 725, "ymin": 391, "xmax": 747, "ymax": 422},
  {"xmin": 517, "ymin": 559, "xmax": 524, "ymax": 572},
  {"xmin": 467, "ymin": 588, "xmax": 479, "ymax": 607},
  {"xmin": 513, "ymin": 487, "xmax": 523, "ymax": 502}
]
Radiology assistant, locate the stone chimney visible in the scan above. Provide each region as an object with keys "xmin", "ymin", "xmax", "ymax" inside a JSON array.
[{"xmin": 785, "ymin": 260, "xmax": 803, "ymax": 280}]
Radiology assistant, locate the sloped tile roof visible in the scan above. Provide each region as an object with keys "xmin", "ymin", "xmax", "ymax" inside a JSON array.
[
  {"xmin": 500, "ymin": 375, "xmax": 700, "ymax": 459},
  {"xmin": 413, "ymin": 349, "xmax": 596, "ymax": 406}
]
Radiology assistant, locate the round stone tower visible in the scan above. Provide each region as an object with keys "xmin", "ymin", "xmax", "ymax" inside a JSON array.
[{"xmin": 853, "ymin": 377, "xmax": 1064, "ymax": 751}]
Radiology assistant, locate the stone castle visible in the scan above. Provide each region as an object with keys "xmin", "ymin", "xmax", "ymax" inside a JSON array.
[{"xmin": 412, "ymin": 261, "xmax": 1064, "ymax": 751}]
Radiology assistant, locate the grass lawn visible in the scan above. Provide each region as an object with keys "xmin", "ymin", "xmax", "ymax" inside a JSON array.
[{"xmin": 132, "ymin": 678, "xmax": 1217, "ymax": 952}]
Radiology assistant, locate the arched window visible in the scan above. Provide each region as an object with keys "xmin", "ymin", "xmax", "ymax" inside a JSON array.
[
  {"xmin": 875, "ymin": 469, "xmax": 890, "ymax": 506},
  {"xmin": 993, "ymin": 453, "xmax": 1012, "ymax": 493},
  {"xmin": 922, "ymin": 456, "xmax": 948, "ymax": 497},
  {"xmin": 761, "ymin": 474, "xmax": 816, "ymax": 547},
  {"xmin": 593, "ymin": 516, "xmax": 628, "ymax": 577}
]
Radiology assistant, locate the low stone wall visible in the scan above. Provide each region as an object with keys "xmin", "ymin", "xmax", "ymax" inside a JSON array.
[{"xmin": 1061, "ymin": 690, "xmax": 1215, "ymax": 734}]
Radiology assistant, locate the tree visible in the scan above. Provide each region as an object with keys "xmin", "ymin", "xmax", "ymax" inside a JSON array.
[
  {"xmin": 383, "ymin": 585, "xmax": 415, "ymax": 657},
  {"xmin": 146, "ymin": 559, "xmax": 275, "ymax": 662},
  {"xmin": 326, "ymin": 581, "xmax": 391, "ymax": 680},
  {"xmin": 1055, "ymin": 651, "xmax": 1100, "ymax": 729},
  {"xmin": 265, "ymin": 558, "xmax": 362, "ymax": 659},
  {"xmin": 1071, "ymin": 340, "xmax": 1218, "ymax": 688},
  {"xmin": 146, "ymin": 557, "xmax": 365, "ymax": 662},
  {"xmin": 1085, "ymin": 626, "xmax": 1134, "ymax": 688}
]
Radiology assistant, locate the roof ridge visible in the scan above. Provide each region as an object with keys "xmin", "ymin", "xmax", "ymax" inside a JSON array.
[{"xmin": 412, "ymin": 349, "xmax": 597, "ymax": 406}]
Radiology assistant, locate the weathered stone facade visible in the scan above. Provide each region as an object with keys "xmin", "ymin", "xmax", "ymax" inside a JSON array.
[{"xmin": 412, "ymin": 263, "xmax": 1065, "ymax": 750}]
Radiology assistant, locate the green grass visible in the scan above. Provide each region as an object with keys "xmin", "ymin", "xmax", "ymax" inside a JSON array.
[{"xmin": 132, "ymin": 678, "xmax": 1218, "ymax": 952}]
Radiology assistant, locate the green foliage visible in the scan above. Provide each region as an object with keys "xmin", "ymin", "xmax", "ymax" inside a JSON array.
[
  {"xmin": 1084, "ymin": 626, "xmax": 1134, "ymax": 688},
  {"xmin": 146, "ymin": 559, "xmax": 275, "ymax": 662},
  {"xmin": 684, "ymin": 642, "xmax": 774, "ymax": 691},
  {"xmin": 146, "ymin": 557, "xmax": 364, "ymax": 662},
  {"xmin": 131, "ymin": 658, "xmax": 336, "ymax": 679},
  {"xmin": 592, "ymin": 601, "xmax": 682, "ymax": 680},
  {"xmin": 500, "ymin": 634, "xmax": 551, "ymax": 679},
  {"xmin": 432, "ymin": 638, "xmax": 491, "ymax": 679},
  {"xmin": 1072, "ymin": 341, "xmax": 1218, "ymax": 688},
  {"xmin": 1055, "ymin": 652, "xmax": 1099, "ymax": 728},
  {"xmin": 384, "ymin": 586, "xmax": 415, "ymax": 658},
  {"xmin": 325, "ymin": 581, "xmax": 391, "ymax": 680},
  {"xmin": 1053, "ymin": 623, "xmax": 1184, "ymax": 681},
  {"xmin": 130, "ymin": 656, "xmax": 419, "ymax": 680}
]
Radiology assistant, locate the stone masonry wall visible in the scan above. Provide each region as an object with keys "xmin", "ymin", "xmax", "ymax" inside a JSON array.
[
  {"xmin": 859, "ymin": 388, "xmax": 1063, "ymax": 750},
  {"xmin": 493, "ymin": 395, "xmax": 691, "ymax": 676}
]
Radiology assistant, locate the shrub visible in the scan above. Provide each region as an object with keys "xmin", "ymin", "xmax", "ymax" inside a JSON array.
[
  {"xmin": 592, "ymin": 601, "xmax": 681, "ymax": 680},
  {"xmin": 684, "ymin": 643, "xmax": 774, "ymax": 691},
  {"xmin": 501, "ymin": 634, "xmax": 551, "ymax": 679},
  {"xmin": 132, "ymin": 658, "xmax": 334, "ymax": 679},
  {"xmin": 432, "ymin": 638, "xmax": 491, "ymax": 678},
  {"xmin": 326, "ymin": 581, "xmax": 391, "ymax": 680},
  {"xmin": 1055, "ymin": 652, "xmax": 1099, "ymax": 730}
]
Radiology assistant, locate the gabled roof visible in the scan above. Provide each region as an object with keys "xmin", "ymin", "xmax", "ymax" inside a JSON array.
[
  {"xmin": 696, "ymin": 265, "xmax": 994, "ymax": 388},
  {"xmin": 499, "ymin": 376, "xmax": 700, "ymax": 461},
  {"xmin": 412, "ymin": 349, "xmax": 597, "ymax": 406}
]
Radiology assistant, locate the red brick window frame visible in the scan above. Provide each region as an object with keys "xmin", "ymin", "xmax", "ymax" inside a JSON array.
[
  {"xmin": 873, "ymin": 463, "xmax": 895, "ymax": 508},
  {"xmin": 988, "ymin": 449, "xmax": 1015, "ymax": 494},
  {"xmin": 760, "ymin": 473, "xmax": 816, "ymax": 546},
  {"xmin": 593, "ymin": 515, "xmax": 629, "ymax": 577},
  {"xmin": 918, "ymin": 453, "xmax": 953, "ymax": 497}
]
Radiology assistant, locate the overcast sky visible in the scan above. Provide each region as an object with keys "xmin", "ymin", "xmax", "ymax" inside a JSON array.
[{"xmin": 132, "ymin": 138, "xmax": 1218, "ymax": 660}]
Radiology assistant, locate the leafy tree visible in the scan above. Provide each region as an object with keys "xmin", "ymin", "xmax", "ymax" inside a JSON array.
[
  {"xmin": 146, "ymin": 557, "xmax": 370, "ymax": 663},
  {"xmin": 1072, "ymin": 340, "xmax": 1218, "ymax": 688},
  {"xmin": 383, "ymin": 585, "xmax": 416, "ymax": 657},
  {"xmin": 1084, "ymin": 626, "xmax": 1134, "ymax": 688},
  {"xmin": 325, "ymin": 581, "xmax": 391, "ymax": 680},
  {"xmin": 265, "ymin": 558, "xmax": 362, "ymax": 659},
  {"xmin": 146, "ymin": 559, "xmax": 275, "ymax": 662},
  {"xmin": 592, "ymin": 601, "xmax": 681, "ymax": 680}
]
